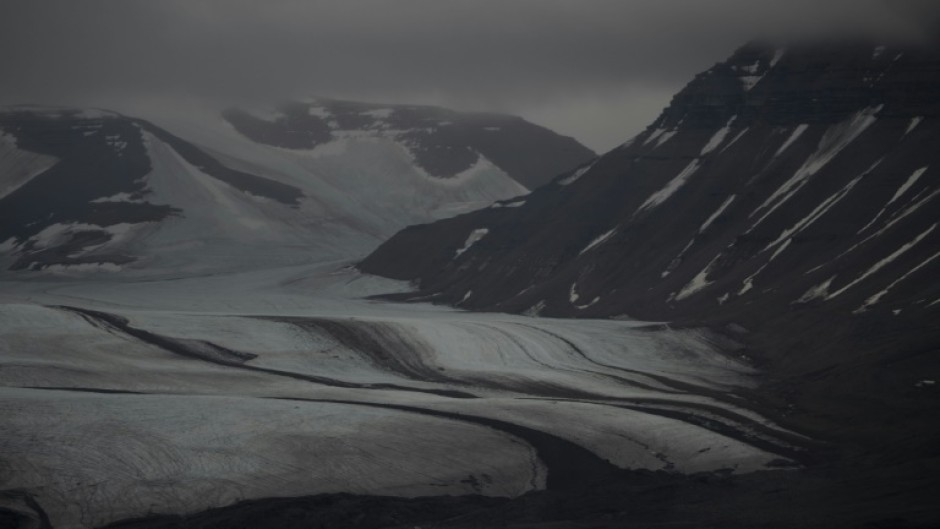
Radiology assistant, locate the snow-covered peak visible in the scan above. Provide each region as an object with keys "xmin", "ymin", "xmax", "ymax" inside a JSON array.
[{"xmin": 0, "ymin": 101, "xmax": 573, "ymax": 276}]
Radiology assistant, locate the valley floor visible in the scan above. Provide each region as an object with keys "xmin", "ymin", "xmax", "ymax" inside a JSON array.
[{"xmin": 0, "ymin": 262, "xmax": 815, "ymax": 528}]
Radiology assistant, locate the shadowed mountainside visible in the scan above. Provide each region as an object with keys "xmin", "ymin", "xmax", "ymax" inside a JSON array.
[{"xmin": 360, "ymin": 41, "xmax": 940, "ymax": 468}]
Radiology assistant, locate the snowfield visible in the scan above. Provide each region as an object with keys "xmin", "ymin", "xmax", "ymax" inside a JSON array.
[
  {"xmin": 121, "ymin": 122, "xmax": 525, "ymax": 275},
  {"xmin": 0, "ymin": 263, "xmax": 806, "ymax": 529}
]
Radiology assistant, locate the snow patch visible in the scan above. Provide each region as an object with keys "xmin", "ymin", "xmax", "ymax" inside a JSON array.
[
  {"xmin": 851, "ymin": 187, "xmax": 940, "ymax": 255},
  {"xmin": 796, "ymin": 276, "xmax": 835, "ymax": 303},
  {"xmin": 676, "ymin": 256, "xmax": 720, "ymax": 301},
  {"xmin": 700, "ymin": 195, "xmax": 736, "ymax": 233},
  {"xmin": 642, "ymin": 127, "xmax": 669, "ymax": 146},
  {"xmin": 855, "ymin": 249, "xmax": 940, "ymax": 312},
  {"xmin": 522, "ymin": 300, "xmax": 546, "ymax": 317},
  {"xmin": 105, "ymin": 134, "xmax": 128, "ymax": 153},
  {"xmin": 559, "ymin": 161, "xmax": 596, "ymax": 186},
  {"xmin": 75, "ymin": 108, "xmax": 118, "ymax": 120},
  {"xmin": 857, "ymin": 165, "xmax": 931, "ymax": 235},
  {"xmin": 700, "ymin": 117, "xmax": 737, "ymax": 155},
  {"xmin": 360, "ymin": 108, "xmax": 394, "ymax": 120},
  {"xmin": 455, "ymin": 228, "xmax": 489, "ymax": 258},
  {"xmin": 740, "ymin": 60, "xmax": 761, "ymax": 75},
  {"xmin": 905, "ymin": 117, "xmax": 923, "ymax": 136},
  {"xmin": 491, "ymin": 198, "xmax": 526, "ymax": 208},
  {"xmin": 828, "ymin": 223, "xmax": 937, "ymax": 299},
  {"xmin": 774, "ymin": 124, "xmax": 809, "ymax": 158},
  {"xmin": 575, "ymin": 296, "xmax": 600, "ymax": 310},
  {"xmin": 636, "ymin": 160, "xmax": 700, "ymax": 213},
  {"xmin": 653, "ymin": 130, "xmax": 677, "ymax": 148},
  {"xmin": 28, "ymin": 222, "xmax": 130, "ymax": 250},
  {"xmin": 579, "ymin": 228, "xmax": 617, "ymax": 256},
  {"xmin": 762, "ymin": 175, "xmax": 862, "ymax": 253},
  {"xmin": 442, "ymin": 156, "xmax": 501, "ymax": 186},
  {"xmin": 737, "ymin": 60, "xmax": 766, "ymax": 91},
  {"xmin": 890, "ymin": 166, "xmax": 928, "ymax": 206},
  {"xmin": 749, "ymin": 106, "xmax": 881, "ymax": 230},
  {"xmin": 740, "ymin": 74, "xmax": 764, "ymax": 92},
  {"xmin": 0, "ymin": 237, "xmax": 18, "ymax": 252},
  {"xmin": 306, "ymin": 106, "xmax": 331, "ymax": 118},
  {"xmin": 767, "ymin": 238, "xmax": 792, "ymax": 262},
  {"xmin": 738, "ymin": 256, "xmax": 776, "ymax": 296},
  {"xmin": 661, "ymin": 239, "xmax": 696, "ymax": 278},
  {"xmin": 720, "ymin": 128, "xmax": 749, "ymax": 153},
  {"xmin": 44, "ymin": 262, "xmax": 125, "ymax": 274},
  {"xmin": 91, "ymin": 192, "xmax": 144, "ymax": 204},
  {"xmin": 738, "ymin": 277, "xmax": 755, "ymax": 296}
]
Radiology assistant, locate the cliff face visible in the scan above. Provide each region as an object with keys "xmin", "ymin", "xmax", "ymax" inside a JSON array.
[{"xmin": 360, "ymin": 42, "xmax": 940, "ymax": 454}]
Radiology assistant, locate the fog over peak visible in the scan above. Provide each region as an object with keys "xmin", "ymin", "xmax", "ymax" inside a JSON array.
[{"xmin": 2, "ymin": 0, "xmax": 937, "ymax": 151}]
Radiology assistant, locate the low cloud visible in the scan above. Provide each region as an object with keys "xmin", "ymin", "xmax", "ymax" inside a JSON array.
[{"xmin": 1, "ymin": 0, "xmax": 933, "ymax": 151}]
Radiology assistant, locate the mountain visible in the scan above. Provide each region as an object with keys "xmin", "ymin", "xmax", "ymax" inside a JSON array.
[
  {"xmin": 360, "ymin": 42, "xmax": 940, "ymax": 461},
  {"xmin": 223, "ymin": 98, "xmax": 594, "ymax": 189},
  {"xmin": 0, "ymin": 100, "xmax": 593, "ymax": 275}
]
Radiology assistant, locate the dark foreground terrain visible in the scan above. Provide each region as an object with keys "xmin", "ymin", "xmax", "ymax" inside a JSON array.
[{"xmin": 90, "ymin": 461, "xmax": 940, "ymax": 529}]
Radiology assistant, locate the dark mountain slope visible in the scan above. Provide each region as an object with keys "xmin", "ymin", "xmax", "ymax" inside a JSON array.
[{"xmin": 360, "ymin": 41, "xmax": 940, "ymax": 461}]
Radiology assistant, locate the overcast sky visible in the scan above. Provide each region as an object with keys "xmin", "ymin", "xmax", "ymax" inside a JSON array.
[{"xmin": 1, "ymin": 0, "xmax": 937, "ymax": 152}]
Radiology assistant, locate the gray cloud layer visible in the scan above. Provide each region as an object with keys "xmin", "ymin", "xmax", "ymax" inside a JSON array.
[{"xmin": 2, "ymin": 0, "xmax": 937, "ymax": 151}]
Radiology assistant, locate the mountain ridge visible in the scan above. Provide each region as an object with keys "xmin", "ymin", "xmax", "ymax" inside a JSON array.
[
  {"xmin": 0, "ymin": 101, "xmax": 593, "ymax": 275},
  {"xmin": 222, "ymin": 97, "xmax": 595, "ymax": 189}
]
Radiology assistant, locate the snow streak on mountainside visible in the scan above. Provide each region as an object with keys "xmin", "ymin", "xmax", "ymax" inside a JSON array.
[{"xmin": 0, "ymin": 102, "xmax": 593, "ymax": 275}]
